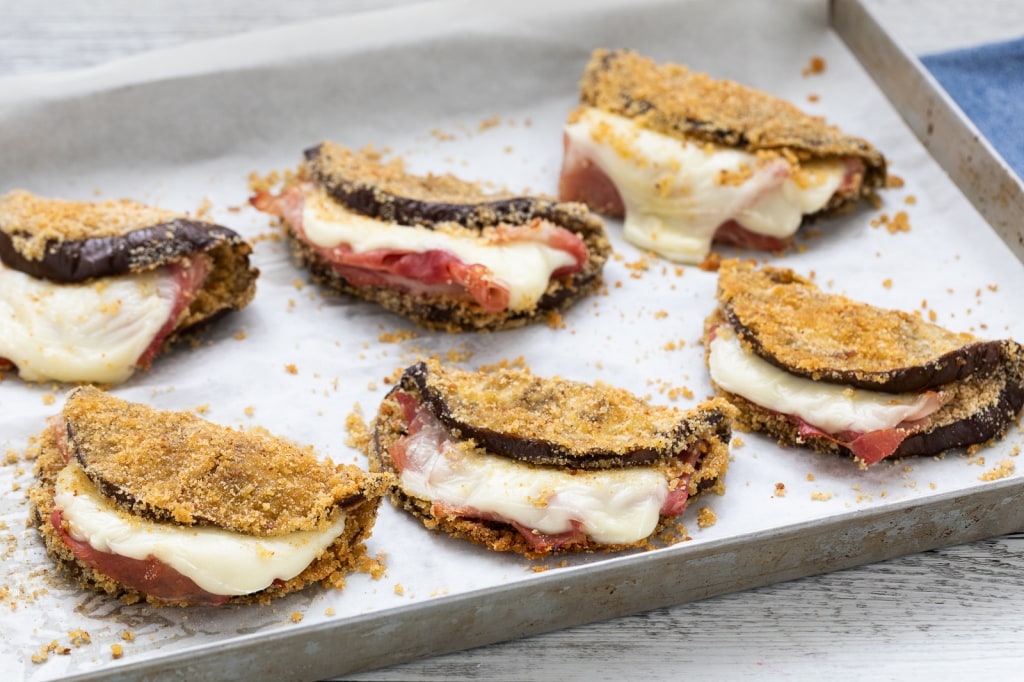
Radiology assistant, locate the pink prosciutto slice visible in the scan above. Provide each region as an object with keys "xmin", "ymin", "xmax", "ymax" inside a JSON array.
[
  {"xmin": 51, "ymin": 508, "xmax": 232, "ymax": 606},
  {"xmin": 135, "ymin": 255, "xmax": 213, "ymax": 369}
]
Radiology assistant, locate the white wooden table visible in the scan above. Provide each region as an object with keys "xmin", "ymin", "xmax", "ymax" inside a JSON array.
[{"xmin": 2, "ymin": 1, "xmax": 1022, "ymax": 680}]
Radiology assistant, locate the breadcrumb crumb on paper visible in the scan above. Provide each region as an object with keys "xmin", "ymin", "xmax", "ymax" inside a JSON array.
[
  {"xmin": 980, "ymin": 459, "xmax": 1015, "ymax": 481},
  {"xmin": 802, "ymin": 55, "xmax": 827, "ymax": 77}
]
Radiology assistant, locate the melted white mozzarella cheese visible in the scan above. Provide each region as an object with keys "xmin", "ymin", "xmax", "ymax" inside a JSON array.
[
  {"xmin": 301, "ymin": 191, "xmax": 578, "ymax": 311},
  {"xmin": 55, "ymin": 463, "xmax": 347, "ymax": 596},
  {"xmin": 707, "ymin": 328, "xmax": 941, "ymax": 433},
  {"xmin": 563, "ymin": 107, "xmax": 844, "ymax": 263},
  {"xmin": 0, "ymin": 261, "xmax": 178, "ymax": 384},
  {"xmin": 399, "ymin": 420, "xmax": 670, "ymax": 545}
]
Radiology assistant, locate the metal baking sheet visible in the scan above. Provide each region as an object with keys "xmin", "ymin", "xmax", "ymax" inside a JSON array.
[{"xmin": 1, "ymin": 0, "xmax": 1022, "ymax": 680}]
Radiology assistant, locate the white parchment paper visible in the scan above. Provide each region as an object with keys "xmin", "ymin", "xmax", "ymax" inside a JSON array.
[{"xmin": 1, "ymin": 0, "xmax": 1022, "ymax": 679}]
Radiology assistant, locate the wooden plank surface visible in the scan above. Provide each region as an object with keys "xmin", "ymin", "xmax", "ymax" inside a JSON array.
[{"xmin": 1, "ymin": 1, "xmax": 1022, "ymax": 679}]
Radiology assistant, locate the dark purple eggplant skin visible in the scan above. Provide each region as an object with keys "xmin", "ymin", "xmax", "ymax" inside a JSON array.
[
  {"xmin": 396, "ymin": 361, "xmax": 731, "ymax": 470},
  {"xmin": 893, "ymin": 372, "xmax": 1024, "ymax": 457},
  {"xmin": 0, "ymin": 219, "xmax": 244, "ymax": 283},
  {"xmin": 304, "ymin": 143, "xmax": 580, "ymax": 231},
  {"xmin": 723, "ymin": 306, "xmax": 1011, "ymax": 394}
]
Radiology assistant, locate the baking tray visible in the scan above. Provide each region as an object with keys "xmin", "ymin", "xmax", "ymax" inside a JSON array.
[{"xmin": 1, "ymin": 0, "xmax": 1022, "ymax": 680}]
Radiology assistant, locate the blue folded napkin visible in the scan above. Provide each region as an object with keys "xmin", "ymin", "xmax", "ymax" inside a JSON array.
[{"xmin": 921, "ymin": 36, "xmax": 1024, "ymax": 180}]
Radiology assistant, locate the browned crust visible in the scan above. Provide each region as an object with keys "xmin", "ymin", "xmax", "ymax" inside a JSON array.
[
  {"xmin": 289, "ymin": 143, "xmax": 611, "ymax": 332},
  {"xmin": 60, "ymin": 386, "xmax": 374, "ymax": 534},
  {"xmin": 26, "ymin": 388, "xmax": 390, "ymax": 606},
  {"xmin": 578, "ymin": 49, "xmax": 886, "ymax": 213},
  {"xmin": 716, "ymin": 260, "xmax": 1005, "ymax": 392},
  {"xmin": 368, "ymin": 361, "xmax": 734, "ymax": 556},
  {"xmin": 398, "ymin": 360, "xmax": 732, "ymax": 467}
]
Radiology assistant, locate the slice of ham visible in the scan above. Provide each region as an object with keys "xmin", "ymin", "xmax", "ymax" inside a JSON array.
[
  {"xmin": 51, "ymin": 508, "xmax": 231, "ymax": 606},
  {"xmin": 135, "ymin": 255, "xmax": 213, "ymax": 369},
  {"xmin": 431, "ymin": 500, "xmax": 590, "ymax": 553},
  {"xmin": 558, "ymin": 134, "xmax": 626, "ymax": 217},
  {"xmin": 388, "ymin": 390, "xmax": 694, "ymax": 551},
  {"xmin": 796, "ymin": 418, "xmax": 930, "ymax": 466},
  {"xmin": 251, "ymin": 185, "xmax": 588, "ymax": 313},
  {"xmin": 558, "ymin": 131, "xmax": 867, "ymax": 252}
]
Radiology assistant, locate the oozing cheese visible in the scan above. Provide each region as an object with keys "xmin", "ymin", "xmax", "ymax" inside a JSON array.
[
  {"xmin": 301, "ymin": 191, "xmax": 578, "ymax": 311},
  {"xmin": 564, "ymin": 107, "xmax": 844, "ymax": 263},
  {"xmin": 0, "ymin": 262, "xmax": 178, "ymax": 384},
  {"xmin": 399, "ymin": 421, "xmax": 671, "ymax": 545},
  {"xmin": 54, "ymin": 463, "xmax": 347, "ymax": 596},
  {"xmin": 707, "ymin": 328, "xmax": 941, "ymax": 433}
]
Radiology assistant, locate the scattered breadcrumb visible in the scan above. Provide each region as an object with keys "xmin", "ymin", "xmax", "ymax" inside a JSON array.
[
  {"xmin": 905, "ymin": 194, "xmax": 917, "ymax": 205},
  {"xmin": 41, "ymin": 393, "xmax": 56, "ymax": 406},
  {"xmin": 110, "ymin": 643, "xmax": 124, "ymax": 659},
  {"xmin": 545, "ymin": 310, "xmax": 566, "ymax": 330},
  {"xmin": 882, "ymin": 278, "xmax": 893, "ymax": 289},
  {"xmin": 807, "ymin": 93, "xmax": 820, "ymax": 103},
  {"xmin": 233, "ymin": 330, "xmax": 247, "ymax": 341},
  {"xmin": 886, "ymin": 174, "xmax": 905, "ymax": 189},
  {"xmin": 802, "ymin": 55, "xmax": 827, "ymax": 76},
  {"xmin": 244, "ymin": 406, "xmax": 255, "ymax": 418},
  {"xmin": 284, "ymin": 364, "xmax": 299, "ymax": 375},
  {"xmin": 980, "ymin": 459, "xmax": 1015, "ymax": 481},
  {"xmin": 194, "ymin": 197, "xmax": 213, "ymax": 219},
  {"xmin": 394, "ymin": 584, "xmax": 405, "ymax": 596},
  {"xmin": 378, "ymin": 329, "xmax": 419, "ymax": 344},
  {"xmin": 731, "ymin": 436, "xmax": 745, "ymax": 448},
  {"xmin": 345, "ymin": 406, "xmax": 372, "ymax": 452},
  {"xmin": 698, "ymin": 251, "xmax": 722, "ymax": 271},
  {"xmin": 68, "ymin": 629, "xmax": 91, "ymax": 647},
  {"xmin": 696, "ymin": 507, "xmax": 717, "ymax": 528},
  {"xmin": 121, "ymin": 630, "xmax": 135, "ymax": 642},
  {"xmin": 870, "ymin": 211, "xmax": 911, "ymax": 233},
  {"xmin": 325, "ymin": 607, "xmax": 336, "ymax": 616},
  {"xmin": 805, "ymin": 473, "xmax": 815, "ymax": 481},
  {"xmin": 774, "ymin": 482, "xmax": 787, "ymax": 497},
  {"xmin": 290, "ymin": 612, "xmax": 304, "ymax": 623},
  {"xmin": 478, "ymin": 115, "xmax": 501, "ymax": 132},
  {"xmin": 811, "ymin": 491, "xmax": 833, "ymax": 501}
]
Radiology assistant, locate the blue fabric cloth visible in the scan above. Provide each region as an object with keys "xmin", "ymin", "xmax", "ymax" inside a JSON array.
[{"xmin": 921, "ymin": 36, "xmax": 1024, "ymax": 179}]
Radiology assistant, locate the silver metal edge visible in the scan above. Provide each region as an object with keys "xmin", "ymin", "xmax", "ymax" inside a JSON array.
[
  {"xmin": 57, "ymin": 475, "xmax": 1024, "ymax": 681},
  {"xmin": 831, "ymin": 0, "xmax": 1024, "ymax": 262}
]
